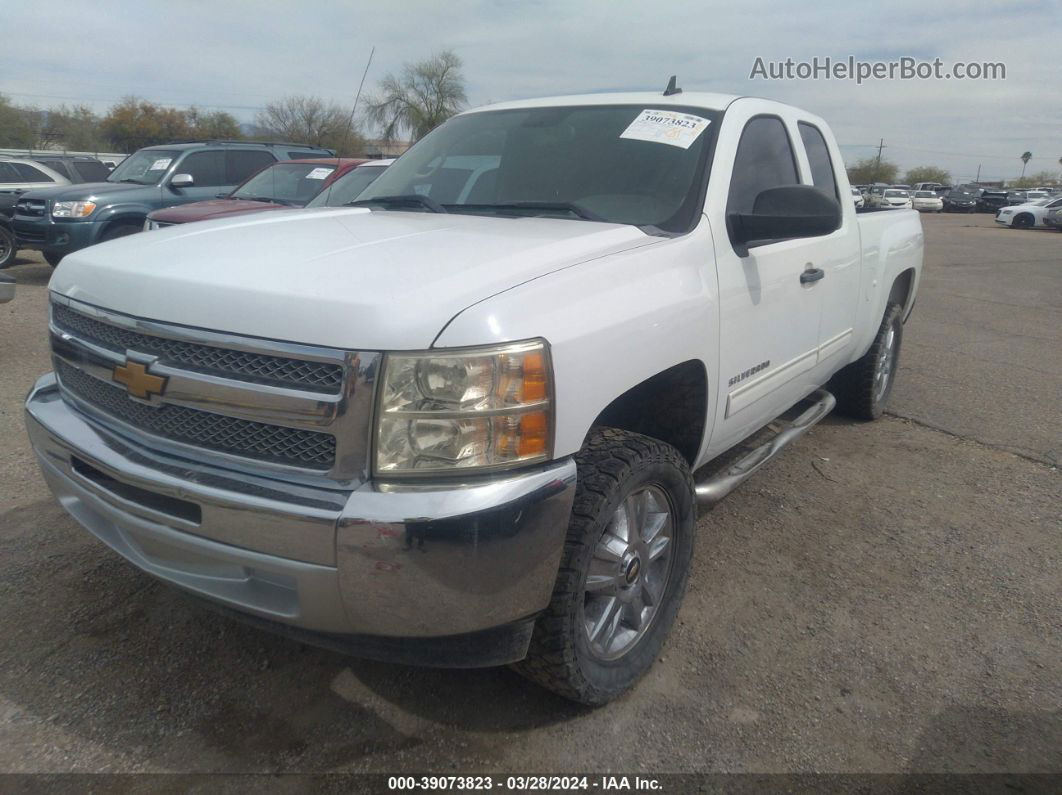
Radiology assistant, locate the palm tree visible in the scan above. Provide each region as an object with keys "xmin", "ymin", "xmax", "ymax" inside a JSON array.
[
  {"xmin": 366, "ymin": 50, "xmax": 467, "ymax": 143},
  {"xmin": 1020, "ymin": 151, "xmax": 1032, "ymax": 178}
]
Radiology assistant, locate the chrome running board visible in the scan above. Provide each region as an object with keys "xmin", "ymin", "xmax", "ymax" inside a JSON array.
[{"xmin": 695, "ymin": 389, "xmax": 836, "ymax": 507}]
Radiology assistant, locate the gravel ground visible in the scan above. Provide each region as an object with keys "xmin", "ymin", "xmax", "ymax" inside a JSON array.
[{"xmin": 0, "ymin": 212, "xmax": 1058, "ymax": 777}]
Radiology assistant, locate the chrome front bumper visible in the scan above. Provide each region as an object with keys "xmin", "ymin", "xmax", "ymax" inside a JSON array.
[{"xmin": 26, "ymin": 373, "xmax": 576, "ymax": 664}]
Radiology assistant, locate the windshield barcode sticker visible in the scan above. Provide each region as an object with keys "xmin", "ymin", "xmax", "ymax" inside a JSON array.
[
  {"xmin": 305, "ymin": 168, "xmax": 332, "ymax": 180},
  {"xmin": 620, "ymin": 110, "xmax": 711, "ymax": 149},
  {"xmin": 149, "ymin": 158, "xmax": 172, "ymax": 171}
]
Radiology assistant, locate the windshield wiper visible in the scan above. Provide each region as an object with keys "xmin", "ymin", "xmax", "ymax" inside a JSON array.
[
  {"xmin": 350, "ymin": 194, "xmax": 447, "ymax": 213},
  {"xmin": 115, "ymin": 178, "xmax": 145, "ymax": 184},
  {"xmin": 450, "ymin": 201, "xmax": 605, "ymax": 222}
]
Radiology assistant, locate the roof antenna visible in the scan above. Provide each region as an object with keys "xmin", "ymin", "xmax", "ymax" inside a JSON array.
[
  {"xmin": 322, "ymin": 45, "xmax": 375, "ymax": 208},
  {"xmin": 663, "ymin": 75, "xmax": 682, "ymax": 96}
]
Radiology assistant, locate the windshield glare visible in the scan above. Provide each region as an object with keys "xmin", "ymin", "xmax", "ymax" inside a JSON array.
[
  {"xmin": 915, "ymin": 191, "xmax": 935, "ymax": 198},
  {"xmin": 107, "ymin": 149, "xmax": 179, "ymax": 185},
  {"xmin": 357, "ymin": 105, "xmax": 719, "ymax": 231},
  {"xmin": 232, "ymin": 162, "xmax": 335, "ymax": 204},
  {"xmin": 885, "ymin": 190, "xmax": 908, "ymax": 197},
  {"xmin": 305, "ymin": 165, "xmax": 387, "ymax": 207}
]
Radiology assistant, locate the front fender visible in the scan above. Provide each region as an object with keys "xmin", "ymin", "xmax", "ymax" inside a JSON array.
[{"xmin": 433, "ymin": 224, "xmax": 719, "ymax": 459}]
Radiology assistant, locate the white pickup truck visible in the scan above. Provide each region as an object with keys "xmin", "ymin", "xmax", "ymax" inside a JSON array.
[{"xmin": 26, "ymin": 89, "xmax": 923, "ymax": 705}]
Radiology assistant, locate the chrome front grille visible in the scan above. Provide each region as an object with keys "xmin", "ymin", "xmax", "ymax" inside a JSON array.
[
  {"xmin": 53, "ymin": 303, "xmax": 343, "ymax": 393},
  {"xmin": 49, "ymin": 296, "xmax": 378, "ymax": 484},
  {"xmin": 57, "ymin": 361, "xmax": 337, "ymax": 469}
]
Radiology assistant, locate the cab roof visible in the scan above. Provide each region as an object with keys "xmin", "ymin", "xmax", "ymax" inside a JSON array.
[{"xmin": 460, "ymin": 91, "xmax": 742, "ymax": 116}]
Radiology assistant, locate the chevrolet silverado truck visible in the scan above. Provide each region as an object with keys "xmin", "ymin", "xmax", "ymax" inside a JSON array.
[{"xmin": 26, "ymin": 89, "xmax": 923, "ymax": 705}]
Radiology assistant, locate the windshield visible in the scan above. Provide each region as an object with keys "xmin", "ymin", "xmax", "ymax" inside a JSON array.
[
  {"xmin": 357, "ymin": 104, "xmax": 719, "ymax": 232},
  {"xmin": 107, "ymin": 149, "xmax": 179, "ymax": 185},
  {"xmin": 305, "ymin": 165, "xmax": 387, "ymax": 207},
  {"xmin": 915, "ymin": 191, "xmax": 935, "ymax": 198},
  {"xmin": 231, "ymin": 162, "xmax": 336, "ymax": 205},
  {"xmin": 885, "ymin": 190, "xmax": 908, "ymax": 198}
]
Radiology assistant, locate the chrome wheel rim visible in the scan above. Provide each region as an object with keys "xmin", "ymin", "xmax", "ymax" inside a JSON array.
[
  {"xmin": 874, "ymin": 324, "xmax": 896, "ymax": 403},
  {"xmin": 583, "ymin": 485, "xmax": 674, "ymax": 661}
]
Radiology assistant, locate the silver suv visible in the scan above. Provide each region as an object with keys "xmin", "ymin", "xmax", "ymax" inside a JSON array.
[{"xmin": 0, "ymin": 158, "xmax": 71, "ymax": 196}]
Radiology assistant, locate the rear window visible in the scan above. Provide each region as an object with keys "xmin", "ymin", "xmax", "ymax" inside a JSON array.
[
  {"xmin": 884, "ymin": 190, "xmax": 908, "ymax": 197},
  {"xmin": 287, "ymin": 151, "xmax": 330, "ymax": 160},
  {"xmin": 40, "ymin": 160, "xmax": 72, "ymax": 179}
]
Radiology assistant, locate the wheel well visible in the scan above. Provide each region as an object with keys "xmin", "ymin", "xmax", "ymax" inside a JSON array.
[
  {"xmin": 100, "ymin": 216, "xmax": 144, "ymax": 237},
  {"xmin": 888, "ymin": 268, "xmax": 916, "ymax": 319},
  {"xmin": 590, "ymin": 360, "xmax": 707, "ymax": 466}
]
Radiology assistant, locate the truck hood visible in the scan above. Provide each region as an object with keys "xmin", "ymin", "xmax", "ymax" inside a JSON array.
[
  {"xmin": 150, "ymin": 198, "xmax": 286, "ymax": 225},
  {"xmin": 21, "ymin": 181, "xmax": 157, "ymax": 203},
  {"xmin": 50, "ymin": 207, "xmax": 655, "ymax": 350}
]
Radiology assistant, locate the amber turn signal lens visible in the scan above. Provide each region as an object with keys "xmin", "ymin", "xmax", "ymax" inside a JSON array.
[
  {"xmin": 517, "ymin": 410, "xmax": 549, "ymax": 457},
  {"xmin": 521, "ymin": 351, "xmax": 548, "ymax": 402}
]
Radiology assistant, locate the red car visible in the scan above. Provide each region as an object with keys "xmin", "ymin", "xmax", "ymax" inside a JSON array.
[{"xmin": 145, "ymin": 158, "xmax": 368, "ymax": 228}]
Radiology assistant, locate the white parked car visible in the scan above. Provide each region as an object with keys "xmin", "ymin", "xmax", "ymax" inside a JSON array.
[
  {"xmin": 850, "ymin": 186, "xmax": 864, "ymax": 208},
  {"xmin": 995, "ymin": 196, "xmax": 1062, "ymax": 228},
  {"xmin": 912, "ymin": 190, "xmax": 943, "ymax": 213},
  {"xmin": 872, "ymin": 188, "xmax": 913, "ymax": 210},
  {"xmin": 26, "ymin": 89, "xmax": 923, "ymax": 705}
]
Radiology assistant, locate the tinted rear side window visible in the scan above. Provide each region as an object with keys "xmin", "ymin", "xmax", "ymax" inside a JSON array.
[
  {"xmin": 226, "ymin": 150, "xmax": 276, "ymax": 183},
  {"xmin": 0, "ymin": 163, "xmax": 18, "ymax": 182},
  {"xmin": 12, "ymin": 163, "xmax": 54, "ymax": 183},
  {"xmin": 73, "ymin": 161, "xmax": 111, "ymax": 182},
  {"xmin": 42, "ymin": 161, "xmax": 72, "ymax": 179},
  {"xmin": 726, "ymin": 116, "xmax": 798, "ymax": 215},
  {"xmin": 798, "ymin": 122, "xmax": 838, "ymax": 200},
  {"xmin": 179, "ymin": 151, "xmax": 226, "ymax": 186}
]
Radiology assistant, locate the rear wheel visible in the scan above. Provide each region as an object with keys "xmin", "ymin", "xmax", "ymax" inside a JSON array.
[
  {"xmin": 831, "ymin": 303, "xmax": 903, "ymax": 421},
  {"xmin": 0, "ymin": 225, "xmax": 15, "ymax": 269},
  {"xmin": 513, "ymin": 428, "xmax": 696, "ymax": 705}
]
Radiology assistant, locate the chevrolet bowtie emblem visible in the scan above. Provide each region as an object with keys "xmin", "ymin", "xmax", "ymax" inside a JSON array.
[{"xmin": 112, "ymin": 359, "xmax": 168, "ymax": 399}]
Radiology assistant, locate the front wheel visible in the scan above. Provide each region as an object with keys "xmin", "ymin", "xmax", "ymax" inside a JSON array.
[
  {"xmin": 831, "ymin": 303, "xmax": 904, "ymax": 420},
  {"xmin": 513, "ymin": 428, "xmax": 696, "ymax": 705}
]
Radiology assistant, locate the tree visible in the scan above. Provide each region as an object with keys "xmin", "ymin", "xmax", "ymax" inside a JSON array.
[
  {"xmin": 1007, "ymin": 171, "xmax": 1057, "ymax": 189},
  {"xmin": 846, "ymin": 156, "xmax": 899, "ymax": 185},
  {"xmin": 185, "ymin": 107, "xmax": 242, "ymax": 140},
  {"xmin": 254, "ymin": 95, "xmax": 362, "ymax": 154},
  {"xmin": 0, "ymin": 94, "xmax": 37, "ymax": 148},
  {"xmin": 366, "ymin": 49, "xmax": 467, "ymax": 142},
  {"xmin": 42, "ymin": 104, "xmax": 107, "ymax": 152},
  {"xmin": 902, "ymin": 166, "xmax": 952, "ymax": 186},
  {"xmin": 1020, "ymin": 151, "xmax": 1032, "ymax": 178},
  {"xmin": 101, "ymin": 97, "xmax": 191, "ymax": 150}
]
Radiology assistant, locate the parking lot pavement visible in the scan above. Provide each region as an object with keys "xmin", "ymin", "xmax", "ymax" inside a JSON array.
[{"xmin": 0, "ymin": 213, "xmax": 1058, "ymax": 775}]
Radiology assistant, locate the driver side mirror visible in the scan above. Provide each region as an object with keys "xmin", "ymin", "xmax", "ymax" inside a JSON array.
[
  {"xmin": 728, "ymin": 185, "xmax": 841, "ymax": 257},
  {"xmin": 170, "ymin": 173, "xmax": 194, "ymax": 188}
]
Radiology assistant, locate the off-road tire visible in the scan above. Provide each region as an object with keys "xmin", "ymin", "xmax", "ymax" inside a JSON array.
[
  {"xmin": 512, "ymin": 428, "xmax": 696, "ymax": 705},
  {"xmin": 831, "ymin": 303, "xmax": 903, "ymax": 420}
]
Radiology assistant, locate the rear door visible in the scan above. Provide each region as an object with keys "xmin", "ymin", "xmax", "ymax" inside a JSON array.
[
  {"xmin": 706, "ymin": 102, "xmax": 827, "ymax": 450},
  {"xmin": 793, "ymin": 119, "xmax": 862, "ymax": 377}
]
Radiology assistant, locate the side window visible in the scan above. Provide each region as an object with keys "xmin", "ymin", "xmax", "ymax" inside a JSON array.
[
  {"xmin": 798, "ymin": 122, "xmax": 839, "ymax": 200},
  {"xmin": 177, "ymin": 151, "xmax": 226, "ymax": 187},
  {"xmin": 42, "ymin": 161, "xmax": 71, "ymax": 180},
  {"xmin": 726, "ymin": 116, "xmax": 798, "ymax": 215},
  {"xmin": 226, "ymin": 150, "xmax": 276, "ymax": 183},
  {"xmin": 0, "ymin": 163, "xmax": 20, "ymax": 182},
  {"xmin": 13, "ymin": 163, "xmax": 54, "ymax": 183}
]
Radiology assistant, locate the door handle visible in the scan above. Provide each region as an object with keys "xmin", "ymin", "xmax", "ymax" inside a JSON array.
[{"xmin": 800, "ymin": 267, "xmax": 825, "ymax": 284}]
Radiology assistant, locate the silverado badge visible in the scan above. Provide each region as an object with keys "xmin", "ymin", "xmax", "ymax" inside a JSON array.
[{"xmin": 112, "ymin": 359, "xmax": 168, "ymax": 399}]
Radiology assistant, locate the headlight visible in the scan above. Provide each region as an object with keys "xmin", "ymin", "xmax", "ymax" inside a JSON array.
[
  {"xmin": 375, "ymin": 340, "xmax": 553, "ymax": 475},
  {"xmin": 1000, "ymin": 209, "xmax": 1013, "ymax": 215},
  {"xmin": 51, "ymin": 201, "xmax": 97, "ymax": 218}
]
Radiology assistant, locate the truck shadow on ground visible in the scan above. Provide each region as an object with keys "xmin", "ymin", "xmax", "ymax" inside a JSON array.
[
  {"xmin": 0, "ymin": 501, "xmax": 584, "ymax": 771},
  {"xmin": 5, "ymin": 260, "xmax": 52, "ymax": 286}
]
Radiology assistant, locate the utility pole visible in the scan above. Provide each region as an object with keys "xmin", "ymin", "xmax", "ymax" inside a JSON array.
[
  {"xmin": 975, "ymin": 164, "xmax": 981, "ymax": 184},
  {"xmin": 874, "ymin": 138, "xmax": 886, "ymax": 181}
]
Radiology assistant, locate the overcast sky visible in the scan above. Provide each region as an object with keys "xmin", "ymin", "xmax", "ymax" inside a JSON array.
[{"xmin": 3, "ymin": 0, "xmax": 1059, "ymax": 182}]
